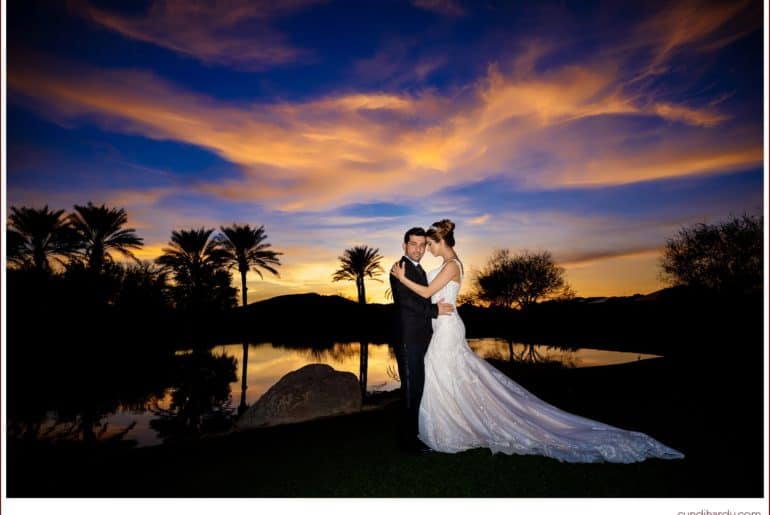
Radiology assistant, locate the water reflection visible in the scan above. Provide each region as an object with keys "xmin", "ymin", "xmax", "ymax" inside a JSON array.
[
  {"xmin": 223, "ymin": 342, "xmax": 401, "ymax": 408},
  {"xmin": 467, "ymin": 339, "xmax": 660, "ymax": 368},
  {"xmin": 148, "ymin": 351, "xmax": 237, "ymax": 441},
  {"xmin": 239, "ymin": 342, "xmax": 249, "ymax": 415},
  {"xmin": 219, "ymin": 339, "xmax": 660, "ymax": 408},
  {"xmin": 7, "ymin": 338, "xmax": 660, "ymax": 448},
  {"xmin": 6, "ymin": 347, "xmax": 170, "ymax": 447}
]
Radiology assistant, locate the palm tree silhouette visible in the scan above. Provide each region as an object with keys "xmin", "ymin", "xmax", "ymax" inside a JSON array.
[
  {"xmin": 216, "ymin": 225, "xmax": 281, "ymax": 414},
  {"xmin": 331, "ymin": 245, "xmax": 384, "ymax": 305},
  {"xmin": 68, "ymin": 202, "xmax": 143, "ymax": 274},
  {"xmin": 217, "ymin": 224, "xmax": 282, "ymax": 308},
  {"xmin": 7, "ymin": 205, "xmax": 76, "ymax": 273},
  {"xmin": 156, "ymin": 228, "xmax": 229, "ymax": 308},
  {"xmin": 331, "ymin": 245, "xmax": 383, "ymax": 399}
]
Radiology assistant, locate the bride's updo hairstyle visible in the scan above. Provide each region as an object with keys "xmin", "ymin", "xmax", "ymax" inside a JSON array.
[{"xmin": 426, "ymin": 219, "xmax": 456, "ymax": 247}]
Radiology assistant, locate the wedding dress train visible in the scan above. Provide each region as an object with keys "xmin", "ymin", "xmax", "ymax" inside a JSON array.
[{"xmin": 418, "ymin": 259, "xmax": 684, "ymax": 463}]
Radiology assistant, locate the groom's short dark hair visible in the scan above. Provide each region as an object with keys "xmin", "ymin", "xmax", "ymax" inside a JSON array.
[{"xmin": 404, "ymin": 227, "xmax": 426, "ymax": 243}]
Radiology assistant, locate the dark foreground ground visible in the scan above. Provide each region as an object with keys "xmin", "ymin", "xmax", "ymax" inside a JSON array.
[{"xmin": 7, "ymin": 348, "xmax": 765, "ymax": 498}]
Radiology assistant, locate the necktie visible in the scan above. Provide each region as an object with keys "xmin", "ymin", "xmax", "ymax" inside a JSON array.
[{"xmin": 415, "ymin": 263, "xmax": 426, "ymax": 283}]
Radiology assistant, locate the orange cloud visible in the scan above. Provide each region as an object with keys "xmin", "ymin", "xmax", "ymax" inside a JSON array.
[
  {"xmin": 468, "ymin": 214, "xmax": 490, "ymax": 225},
  {"xmin": 558, "ymin": 247, "xmax": 663, "ymax": 269},
  {"xmin": 652, "ymin": 102, "xmax": 730, "ymax": 127}
]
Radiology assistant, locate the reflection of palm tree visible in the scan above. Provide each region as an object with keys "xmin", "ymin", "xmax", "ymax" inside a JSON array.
[
  {"xmin": 239, "ymin": 342, "xmax": 249, "ymax": 415},
  {"xmin": 304, "ymin": 343, "xmax": 358, "ymax": 362},
  {"xmin": 359, "ymin": 341, "xmax": 369, "ymax": 398},
  {"xmin": 218, "ymin": 224, "xmax": 282, "ymax": 308},
  {"xmin": 332, "ymin": 245, "xmax": 384, "ymax": 305},
  {"xmin": 7, "ymin": 205, "xmax": 76, "ymax": 273},
  {"xmin": 150, "ymin": 351, "xmax": 237, "ymax": 439},
  {"xmin": 69, "ymin": 202, "xmax": 143, "ymax": 274}
]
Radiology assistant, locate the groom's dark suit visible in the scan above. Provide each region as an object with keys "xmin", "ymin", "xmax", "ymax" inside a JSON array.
[{"xmin": 390, "ymin": 256, "xmax": 438, "ymax": 448}]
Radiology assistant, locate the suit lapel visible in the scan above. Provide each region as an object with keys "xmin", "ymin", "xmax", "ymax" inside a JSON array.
[{"xmin": 401, "ymin": 256, "xmax": 427, "ymax": 286}]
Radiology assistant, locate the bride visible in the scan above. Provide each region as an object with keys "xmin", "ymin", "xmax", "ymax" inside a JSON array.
[{"xmin": 390, "ymin": 219, "xmax": 684, "ymax": 463}]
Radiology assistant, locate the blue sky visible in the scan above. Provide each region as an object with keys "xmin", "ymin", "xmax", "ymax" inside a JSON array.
[{"xmin": 5, "ymin": 0, "xmax": 765, "ymax": 302}]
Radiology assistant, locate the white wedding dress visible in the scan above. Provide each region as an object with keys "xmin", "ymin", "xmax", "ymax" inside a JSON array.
[{"xmin": 418, "ymin": 259, "xmax": 684, "ymax": 463}]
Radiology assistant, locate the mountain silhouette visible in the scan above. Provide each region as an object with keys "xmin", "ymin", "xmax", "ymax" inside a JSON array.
[{"xmin": 222, "ymin": 285, "xmax": 760, "ymax": 357}]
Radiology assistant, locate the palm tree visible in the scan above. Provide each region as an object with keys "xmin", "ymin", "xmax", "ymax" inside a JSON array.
[
  {"xmin": 332, "ymin": 245, "xmax": 383, "ymax": 401},
  {"xmin": 7, "ymin": 205, "xmax": 76, "ymax": 273},
  {"xmin": 156, "ymin": 228, "xmax": 232, "ymax": 311},
  {"xmin": 68, "ymin": 202, "xmax": 143, "ymax": 274},
  {"xmin": 216, "ymin": 224, "xmax": 282, "ymax": 414},
  {"xmin": 331, "ymin": 245, "xmax": 384, "ymax": 305},
  {"xmin": 217, "ymin": 224, "xmax": 282, "ymax": 308}
]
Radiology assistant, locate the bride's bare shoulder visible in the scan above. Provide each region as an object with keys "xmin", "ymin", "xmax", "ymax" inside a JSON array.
[{"xmin": 441, "ymin": 259, "xmax": 462, "ymax": 278}]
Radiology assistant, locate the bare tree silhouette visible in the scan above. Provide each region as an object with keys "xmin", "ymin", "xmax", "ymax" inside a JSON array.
[
  {"xmin": 661, "ymin": 213, "xmax": 763, "ymax": 295},
  {"xmin": 475, "ymin": 249, "xmax": 572, "ymax": 309}
]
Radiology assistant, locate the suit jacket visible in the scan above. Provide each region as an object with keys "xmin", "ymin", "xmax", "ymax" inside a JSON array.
[{"xmin": 390, "ymin": 256, "xmax": 438, "ymax": 350}]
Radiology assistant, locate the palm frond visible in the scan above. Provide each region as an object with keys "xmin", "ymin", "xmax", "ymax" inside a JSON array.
[{"xmin": 68, "ymin": 202, "xmax": 143, "ymax": 272}]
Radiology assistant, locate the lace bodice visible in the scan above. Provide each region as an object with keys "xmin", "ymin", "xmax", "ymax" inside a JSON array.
[{"xmin": 427, "ymin": 258, "xmax": 463, "ymax": 306}]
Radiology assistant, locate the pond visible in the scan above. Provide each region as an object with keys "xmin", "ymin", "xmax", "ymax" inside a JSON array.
[{"xmin": 7, "ymin": 339, "xmax": 661, "ymax": 448}]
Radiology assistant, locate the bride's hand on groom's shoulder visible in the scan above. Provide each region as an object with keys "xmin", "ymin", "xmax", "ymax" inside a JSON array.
[{"xmin": 390, "ymin": 261, "xmax": 405, "ymax": 281}]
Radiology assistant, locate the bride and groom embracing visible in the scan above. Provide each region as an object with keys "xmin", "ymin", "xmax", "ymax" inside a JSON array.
[{"xmin": 389, "ymin": 219, "xmax": 684, "ymax": 463}]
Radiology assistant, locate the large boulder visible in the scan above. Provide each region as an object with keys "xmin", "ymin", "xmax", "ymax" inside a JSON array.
[{"xmin": 236, "ymin": 364, "xmax": 362, "ymax": 429}]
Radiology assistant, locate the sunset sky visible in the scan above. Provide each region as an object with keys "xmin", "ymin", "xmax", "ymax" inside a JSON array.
[{"xmin": 5, "ymin": 0, "xmax": 765, "ymax": 303}]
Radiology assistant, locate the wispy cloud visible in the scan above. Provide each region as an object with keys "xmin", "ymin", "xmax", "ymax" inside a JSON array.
[
  {"xmin": 616, "ymin": 0, "xmax": 759, "ymax": 90},
  {"xmin": 76, "ymin": 0, "xmax": 322, "ymax": 70},
  {"xmin": 412, "ymin": 0, "xmax": 466, "ymax": 17},
  {"xmin": 353, "ymin": 37, "xmax": 450, "ymax": 89},
  {"xmin": 558, "ymin": 246, "xmax": 663, "ymax": 268},
  {"xmin": 468, "ymin": 214, "xmax": 490, "ymax": 225},
  {"xmin": 644, "ymin": 0, "xmax": 755, "ymax": 69}
]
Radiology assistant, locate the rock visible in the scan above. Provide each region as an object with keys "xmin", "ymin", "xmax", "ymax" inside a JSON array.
[{"xmin": 236, "ymin": 364, "xmax": 362, "ymax": 429}]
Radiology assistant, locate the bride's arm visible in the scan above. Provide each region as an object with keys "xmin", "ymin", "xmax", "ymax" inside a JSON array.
[{"xmin": 390, "ymin": 261, "xmax": 459, "ymax": 299}]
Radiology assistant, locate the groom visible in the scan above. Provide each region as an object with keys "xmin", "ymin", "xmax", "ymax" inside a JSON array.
[{"xmin": 390, "ymin": 227, "xmax": 453, "ymax": 451}]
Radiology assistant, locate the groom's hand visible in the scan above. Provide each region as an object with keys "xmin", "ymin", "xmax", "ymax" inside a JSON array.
[{"xmin": 437, "ymin": 298, "xmax": 454, "ymax": 316}]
